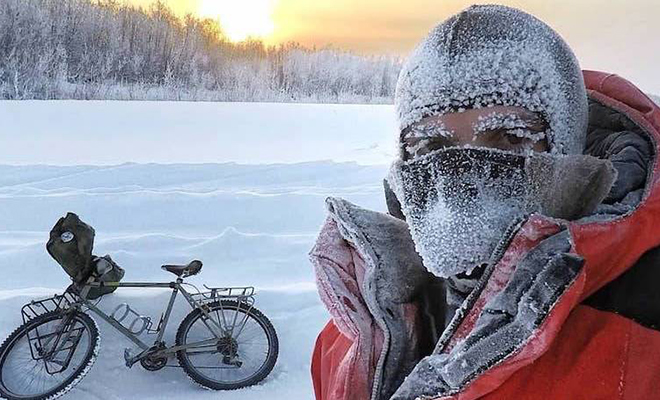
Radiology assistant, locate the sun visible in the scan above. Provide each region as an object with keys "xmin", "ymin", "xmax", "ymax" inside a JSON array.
[{"xmin": 197, "ymin": 0, "xmax": 277, "ymax": 42}]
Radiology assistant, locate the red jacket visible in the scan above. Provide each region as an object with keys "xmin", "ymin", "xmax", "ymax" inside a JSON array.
[{"xmin": 310, "ymin": 71, "xmax": 660, "ymax": 400}]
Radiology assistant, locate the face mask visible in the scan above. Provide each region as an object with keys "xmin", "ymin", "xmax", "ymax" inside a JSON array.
[
  {"xmin": 387, "ymin": 147, "xmax": 617, "ymax": 278},
  {"xmin": 387, "ymin": 147, "xmax": 533, "ymax": 278}
]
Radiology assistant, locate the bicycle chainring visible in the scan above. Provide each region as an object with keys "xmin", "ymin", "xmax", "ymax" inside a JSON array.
[
  {"xmin": 140, "ymin": 344, "xmax": 168, "ymax": 371},
  {"xmin": 140, "ymin": 354, "xmax": 168, "ymax": 371}
]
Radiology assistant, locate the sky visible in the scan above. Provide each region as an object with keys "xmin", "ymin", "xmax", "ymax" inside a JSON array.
[{"xmin": 128, "ymin": 0, "xmax": 660, "ymax": 94}]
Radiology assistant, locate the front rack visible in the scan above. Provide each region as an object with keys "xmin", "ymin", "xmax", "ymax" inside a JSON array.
[{"xmin": 21, "ymin": 291, "xmax": 79, "ymax": 324}]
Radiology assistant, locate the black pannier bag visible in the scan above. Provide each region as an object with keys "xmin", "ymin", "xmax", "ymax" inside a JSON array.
[
  {"xmin": 47, "ymin": 212, "xmax": 95, "ymax": 283},
  {"xmin": 47, "ymin": 212, "xmax": 124, "ymax": 299}
]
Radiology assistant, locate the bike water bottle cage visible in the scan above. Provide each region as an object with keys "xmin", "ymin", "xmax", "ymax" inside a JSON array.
[{"xmin": 161, "ymin": 260, "xmax": 203, "ymax": 278}]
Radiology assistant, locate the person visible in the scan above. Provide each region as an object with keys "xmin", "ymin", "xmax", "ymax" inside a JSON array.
[{"xmin": 309, "ymin": 4, "xmax": 660, "ymax": 400}]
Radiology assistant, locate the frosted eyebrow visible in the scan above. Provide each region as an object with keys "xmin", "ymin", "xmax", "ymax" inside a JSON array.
[
  {"xmin": 402, "ymin": 119, "xmax": 454, "ymax": 140},
  {"xmin": 473, "ymin": 112, "xmax": 532, "ymax": 135}
]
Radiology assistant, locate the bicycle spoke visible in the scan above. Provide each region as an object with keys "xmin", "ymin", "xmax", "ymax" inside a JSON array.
[{"xmin": 180, "ymin": 303, "xmax": 274, "ymax": 386}]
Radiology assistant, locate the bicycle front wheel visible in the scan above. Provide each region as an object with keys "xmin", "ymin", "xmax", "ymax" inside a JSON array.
[
  {"xmin": 0, "ymin": 311, "xmax": 99, "ymax": 400},
  {"xmin": 176, "ymin": 300, "xmax": 278, "ymax": 390}
]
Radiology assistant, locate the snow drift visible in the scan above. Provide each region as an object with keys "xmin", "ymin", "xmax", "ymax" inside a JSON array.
[{"xmin": 0, "ymin": 160, "xmax": 388, "ymax": 399}]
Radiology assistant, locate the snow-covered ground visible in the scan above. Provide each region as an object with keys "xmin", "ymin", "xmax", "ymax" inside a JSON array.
[
  {"xmin": 0, "ymin": 101, "xmax": 392, "ymax": 399},
  {"xmin": 0, "ymin": 101, "xmax": 397, "ymax": 165}
]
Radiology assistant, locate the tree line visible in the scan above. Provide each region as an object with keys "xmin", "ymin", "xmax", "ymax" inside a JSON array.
[{"xmin": 0, "ymin": 0, "xmax": 403, "ymax": 102}]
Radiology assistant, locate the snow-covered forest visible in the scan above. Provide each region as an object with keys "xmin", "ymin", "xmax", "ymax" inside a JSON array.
[{"xmin": 0, "ymin": 0, "xmax": 402, "ymax": 103}]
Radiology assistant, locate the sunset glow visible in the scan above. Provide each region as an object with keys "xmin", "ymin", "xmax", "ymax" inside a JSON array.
[{"xmin": 197, "ymin": 0, "xmax": 277, "ymax": 42}]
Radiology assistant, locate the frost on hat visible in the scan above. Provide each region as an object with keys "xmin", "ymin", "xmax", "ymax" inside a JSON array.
[{"xmin": 395, "ymin": 5, "xmax": 588, "ymax": 155}]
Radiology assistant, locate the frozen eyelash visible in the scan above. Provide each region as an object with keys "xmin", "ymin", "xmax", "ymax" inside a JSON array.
[
  {"xmin": 403, "ymin": 139, "xmax": 431, "ymax": 156},
  {"xmin": 403, "ymin": 119, "xmax": 454, "ymax": 139},
  {"xmin": 472, "ymin": 112, "xmax": 547, "ymax": 145},
  {"xmin": 473, "ymin": 112, "xmax": 529, "ymax": 135},
  {"xmin": 507, "ymin": 128, "xmax": 546, "ymax": 142}
]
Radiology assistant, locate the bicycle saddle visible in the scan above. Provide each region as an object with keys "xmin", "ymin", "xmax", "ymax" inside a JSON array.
[{"xmin": 161, "ymin": 260, "xmax": 203, "ymax": 277}]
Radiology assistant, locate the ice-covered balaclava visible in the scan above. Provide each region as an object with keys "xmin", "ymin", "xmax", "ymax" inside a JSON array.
[
  {"xmin": 395, "ymin": 4, "xmax": 588, "ymax": 155},
  {"xmin": 387, "ymin": 5, "xmax": 590, "ymax": 279}
]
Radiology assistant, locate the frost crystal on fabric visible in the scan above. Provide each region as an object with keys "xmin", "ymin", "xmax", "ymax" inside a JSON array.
[
  {"xmin": 395, "ymin": 4, "xmax": 588, "ymax": 155},
  {"xmin": 387, "ymin": 148, "xmax": 537, "ymax": 278}
]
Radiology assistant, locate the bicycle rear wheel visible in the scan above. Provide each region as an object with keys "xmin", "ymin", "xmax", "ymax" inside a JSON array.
[
  {"xmin": 176, "ymin": 300, "xmax": 278, "ymax": 390},
  {"xmin": 0, "ymin": 311, "xmax": 99, "ymax": 400}
]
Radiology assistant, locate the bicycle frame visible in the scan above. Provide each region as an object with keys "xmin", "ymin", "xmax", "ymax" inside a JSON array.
[{"xmin": 71, "ymin": 278, "xmax": 255, "ymax": 366}]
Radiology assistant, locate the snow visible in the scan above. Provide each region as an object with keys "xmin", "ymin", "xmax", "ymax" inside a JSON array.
[
  {"xmin": 0, "ymin": 101, "xmax": 397, "ymax": 166},
  {"xmin": 651, "ymin": 94, "xmax": 660, "ymax": 106},
  {"xmin": 0, "ymin": 101, "xmax": 391, "ymax": 399}
]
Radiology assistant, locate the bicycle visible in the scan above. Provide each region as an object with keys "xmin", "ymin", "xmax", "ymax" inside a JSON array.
[{"xmin": 0, "ymin": 260, "xmax": 279, "ymax": 400}]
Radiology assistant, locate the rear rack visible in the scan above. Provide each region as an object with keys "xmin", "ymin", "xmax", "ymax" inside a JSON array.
[
  {"xmin": 190, "ymin": 285, "xmax": 255, "ymax": 306},
  {"xmin": 21, "ymin": 291, "xmax": 79, "ymax": 324},
  {"xmin": 189, "ymin": 286, "xmax": 258, "ymax": 338}
]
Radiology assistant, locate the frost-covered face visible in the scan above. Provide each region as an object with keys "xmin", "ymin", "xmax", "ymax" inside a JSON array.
[
  {"xmin": 401, "ymin": 106, "xmax": 549, "ymax": 161},
  {"xmin": 391, "ymin": 106, "xmax": 554, "ymax": 279},
  {"xmin": 391, "ymin": 106, "xmax": 552, "ymax": 278},
  {"xmin": 389, "ymin": 4, "xmax": 588, "ymax": 280}
]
